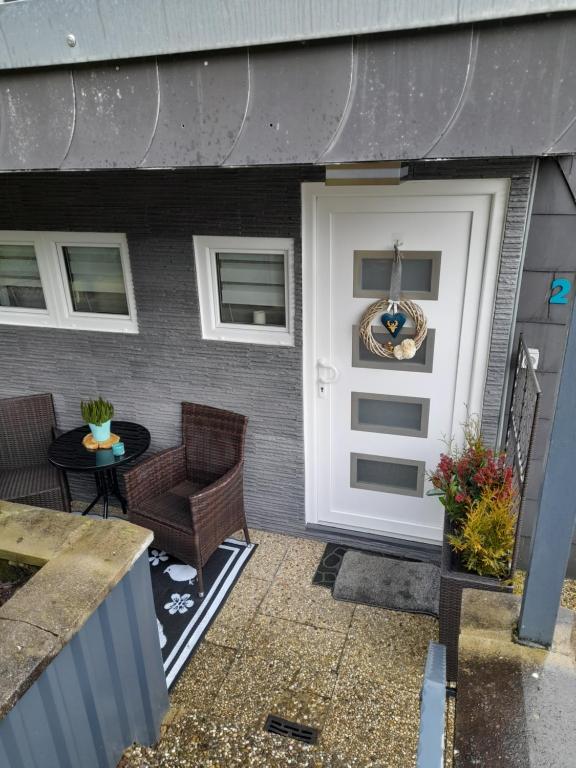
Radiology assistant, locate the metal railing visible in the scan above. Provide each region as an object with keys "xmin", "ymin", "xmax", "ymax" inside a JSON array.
[
  {"xmin": 504, "ymin": 334, "xmax": 541, "ymax": 568},
  {"xmin": 416, "ymin": 642, "xmax": 447, "ymax": 768}
]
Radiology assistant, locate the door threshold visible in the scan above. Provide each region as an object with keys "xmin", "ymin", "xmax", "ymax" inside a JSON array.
[{"xmin": 305, "ymin": 523, "xmax": 441, "ymax": 564}]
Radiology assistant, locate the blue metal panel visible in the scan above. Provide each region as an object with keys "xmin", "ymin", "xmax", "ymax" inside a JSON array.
[
  {"xmin": 417, "ymin": 642, "xmax": 447, "ymax": 768},
  {"xmin": 0, "ymin": 552, "xmax": 168, "ymax": 768}
]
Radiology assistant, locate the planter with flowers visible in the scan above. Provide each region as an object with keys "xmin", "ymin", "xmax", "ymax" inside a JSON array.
[{"xmin": 428, "ymin": 418, "xmax": 519, "ymax": 682}]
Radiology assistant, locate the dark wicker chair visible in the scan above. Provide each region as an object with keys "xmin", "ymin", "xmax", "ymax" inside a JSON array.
[
  {"xmin": 124, "ymin": 402, "xmax": 250, "ymax": 598},
  {"xmin": 0, "ymin": 393, "xmax": 70, "ymax": 512}
]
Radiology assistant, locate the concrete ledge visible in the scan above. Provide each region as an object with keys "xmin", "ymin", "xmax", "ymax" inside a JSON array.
[
  {"xmin": 455, "ymin": 589, "xmax": 576, "ymax": 768},
  {"xmin": 0, "ymin": 500, "xmax": 153, "ymax": 720}
]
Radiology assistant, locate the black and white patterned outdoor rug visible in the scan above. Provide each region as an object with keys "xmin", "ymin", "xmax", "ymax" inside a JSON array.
[{"xmin": 148, "ymin": 538, "xmax": 255, "ymax": 688}]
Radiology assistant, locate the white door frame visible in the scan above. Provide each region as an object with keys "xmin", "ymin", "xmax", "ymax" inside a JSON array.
[{"xmin": 302, "ymin": 179, "xmax": 510, "ymax": 538}]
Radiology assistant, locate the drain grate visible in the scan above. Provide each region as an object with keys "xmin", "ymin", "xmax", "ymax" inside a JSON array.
[{"xmin": 264, "ymin": 714, "xmax": 319, "ymax": 745}]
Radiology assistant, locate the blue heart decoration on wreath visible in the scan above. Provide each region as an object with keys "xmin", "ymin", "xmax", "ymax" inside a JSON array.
[{"xmin": 381, "ymin": 312, "xmax": 406, "ymax": 338}]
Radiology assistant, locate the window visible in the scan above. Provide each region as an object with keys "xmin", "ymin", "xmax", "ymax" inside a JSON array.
[
  {"xmin": 194, "ymin": 235, "xmax": 294, "ymax": 345},
  {"xmin": 351, "ymin": 392, "xmax": 430, "ymax": 437},
  {"xmin": 350, "ymin": 453, "xmax": 425, "ymax": 497},
  {"xmin": 353, "ymin": 250, "xmax": 441, "ymax": 300},
  {"xmin": 0, "ymin": 232, "xmax": 138, "ymax": 333},
  {"xmin": 0, "ymin": 243, "xmax": 46, "ymax": 310},
  {"xmin": 352, "ymin": 326, "xmax": 436, "ymax": 373}
]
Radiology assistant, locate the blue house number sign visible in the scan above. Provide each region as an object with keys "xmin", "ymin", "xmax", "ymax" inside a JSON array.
[{"xmin": 549, "ymin": 278, "xmax": 571, "ymax": 305}]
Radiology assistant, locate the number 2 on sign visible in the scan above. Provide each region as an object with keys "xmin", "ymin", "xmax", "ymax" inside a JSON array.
[{"xmin": 549, "ymin": 278, "xmax": 571, "ymax": 305}]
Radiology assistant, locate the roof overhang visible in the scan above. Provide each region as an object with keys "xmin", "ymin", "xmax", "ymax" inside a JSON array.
[
  {"xmin": 0, "ymin": 14, "xmax": 575, "ymax": 170},
  {"xmin": 0, "ymin": 0, "xmax": 575, "ymax": 71}
]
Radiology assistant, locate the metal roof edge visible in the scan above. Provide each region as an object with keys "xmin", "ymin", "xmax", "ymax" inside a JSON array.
[{"xmin": 0, "ymin": 0, "xmax": 575, "ymax": 71}]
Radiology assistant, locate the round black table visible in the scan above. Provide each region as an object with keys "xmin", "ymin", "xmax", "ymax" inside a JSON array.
[{"xmin": 48, "ymin": 421, "xmax": 150, "ymax": 519}]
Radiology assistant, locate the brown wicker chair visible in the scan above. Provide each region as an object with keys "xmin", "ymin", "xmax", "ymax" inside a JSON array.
[
  {"xmin": 124, "ymin": 402, "xmax": 250, "ymax": 597},
  {"xmin": 0, "ymin": 393, "xmax": 70, "ymax": 512}
]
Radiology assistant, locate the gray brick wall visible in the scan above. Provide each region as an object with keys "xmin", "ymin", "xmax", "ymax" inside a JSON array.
[
  {"xmin": 0, "ymin": 166, "xmax": 323, "ymax": 539},
  {"xmin": 512, "ymin": 159, "xmax": 576, "ymax": 577},
  {"xmin": 0, "ymin": 160, "xmax": 534, "ymax": 556}
]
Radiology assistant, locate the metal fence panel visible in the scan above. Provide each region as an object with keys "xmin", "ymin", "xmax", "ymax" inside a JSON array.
[{"xmin": 417, "ymin": 642, "xmax": 447, "ymax": 768}]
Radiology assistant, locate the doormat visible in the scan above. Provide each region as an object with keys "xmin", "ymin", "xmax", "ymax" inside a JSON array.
[
  {"xmin": 333, "ymin": 549, "xmax": 440, "ymax": 616},
  {"xmin": 312, "ymin": 543, "xmax": 351, "ymax": 589},
  {"xmin": 149, "ymin": 539, "xmax": 255, "ymax": 688}
]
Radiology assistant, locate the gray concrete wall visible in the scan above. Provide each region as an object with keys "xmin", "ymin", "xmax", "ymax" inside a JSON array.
[
  {"xmin": 513, "ymin": 158, "xmax": 576, "ymax": 577},
  {"xmin": 0, "ymin": 160, "xmax": 532, "ymax": 555}
]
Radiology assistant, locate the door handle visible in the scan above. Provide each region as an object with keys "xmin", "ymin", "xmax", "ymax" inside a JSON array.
[{"xmin": 317, "ymin": 358, "xmax": 340, "ymax": 384}]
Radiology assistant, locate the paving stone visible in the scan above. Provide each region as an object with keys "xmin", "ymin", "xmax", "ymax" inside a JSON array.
[
  {"xmin": 241, "ymin": 529, "xmax": 291, "ymax": 581},
  {"xmin": 260, "ymin": 578, "xmax": 356, "ymax": 633},
  {"xmin": 274, "ymin": 537, "xmax": 328, "ymax": 585},
  {"xmin": 170, "ymin": 641, "xmax": 236, "ymax": 713},
  {"xmin": 242, "ymin": 613, "xmax": 346, "ymax": 668},
  {"xmin": 212, "ymin": 654, "xmax": 299, "ymax": 729},
  {"xmin": 121, "ymin": 710, "xmax": 371, "ymax": 767},
  {"xmin": 268, "ymin": 688, "xmax": 332, "ymax": 731},
  {"xmin": 346, "ymin": 605, "xmax": 438, "ymax": 676},
  {"xmin": 242, "ymin": 614, "xmax": 347, "ymax": 698},
  {"xmin": 321, "ymin": 672, "xmax": 421, "ymax": 767},
  {"xmin": 204, "ymin": 575, "xmax": 270, "ymax": 649}
]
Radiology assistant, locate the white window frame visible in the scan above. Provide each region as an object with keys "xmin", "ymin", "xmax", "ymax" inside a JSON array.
[
  {"xmin": 0, "ymin": 231, "xmax": 138, "ymax": 333},
  {"xmin": 193, "ymin": 235, "xmax": 294, "ymax": 346}
]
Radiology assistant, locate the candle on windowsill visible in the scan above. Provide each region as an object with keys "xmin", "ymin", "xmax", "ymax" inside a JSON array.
[{"xmin": 253, "ymin": 310, "xmax": 267, "ymax": 325}]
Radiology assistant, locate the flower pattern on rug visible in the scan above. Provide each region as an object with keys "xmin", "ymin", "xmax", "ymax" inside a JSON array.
[
  {"xmin": 164, "ymin": 593, "xmax": 194, "ymax": 615},
  {"xmin": 149, "ymin": 549, "xmax": 169, "ymax": 566}
]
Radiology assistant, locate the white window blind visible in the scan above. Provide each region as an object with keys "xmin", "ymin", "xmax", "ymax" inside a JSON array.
[{"xmin": 194, "ymin": 235, "xmax": 294, "ymax": 346}]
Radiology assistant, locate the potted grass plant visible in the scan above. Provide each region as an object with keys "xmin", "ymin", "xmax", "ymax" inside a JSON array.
[
  {"xmin": 81, "ymin": 397, "xmax": 115, "ymax": 443},
  {"xmin": 428, "ymin": 417, "xmax": 518, "ymax": 680}
]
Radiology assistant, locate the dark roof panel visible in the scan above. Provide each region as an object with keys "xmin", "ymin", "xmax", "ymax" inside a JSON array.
[
  {"xmin": 0, "ymin": 17, "xmax": 575, "ymax": 170},
  {"xmin": 143, "ymin": 50, "xmax": 249, "ymax": 168}
]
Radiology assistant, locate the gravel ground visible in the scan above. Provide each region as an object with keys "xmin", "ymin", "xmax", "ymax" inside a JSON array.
[
  {"xmin": 120, "ymin": 530, "xmax": 438, "ymax": 768},
  {"xmin": 119, "ymin": 533, "xmax": 576, "ymax": 767},
  {"xmin": 513, "ymin": 570, "xmax": 576, "ymax": 611}
]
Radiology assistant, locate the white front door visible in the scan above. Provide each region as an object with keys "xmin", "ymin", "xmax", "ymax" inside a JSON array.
[{"xmin": 303, "ymin": 180, "xmax": 509, "ymax": 544}]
